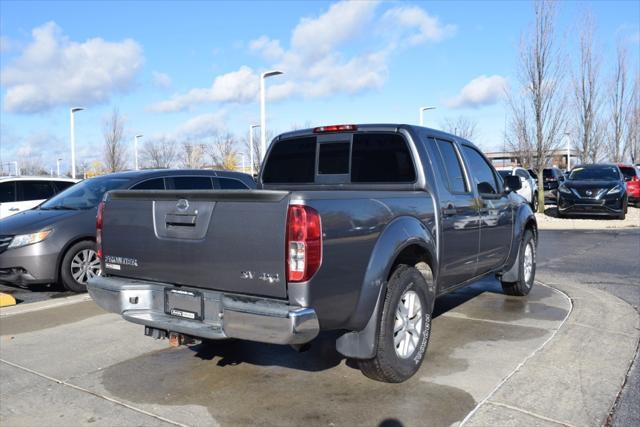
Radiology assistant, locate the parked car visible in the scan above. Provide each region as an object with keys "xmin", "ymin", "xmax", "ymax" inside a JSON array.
[
  {"xmin": 0, "ymin": 169, "xmax": 255, "ymax": 291},
  {"xmin": 497, "ymin": 167, "xmax": 538, "ymax": 210},
  {"xmin": 88, "ymin": 124, "xmax": 537, "ymax": 383},
  {"xmin": 618, "ymin": 164, "xmax": 640, "ymax": 207},
  {"xmin": 557, "ymin": 164, "xmax": 628, "ymax": 219},
  {"xmin": 542, "ymin": 167, "xmax": 565, "ymax": 204},
  {"xmin": 0, "ymin": 176, "xmax": 78, "ymax": 219}
]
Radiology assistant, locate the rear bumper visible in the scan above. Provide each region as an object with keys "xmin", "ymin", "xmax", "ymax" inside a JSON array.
[{"xmin": 87, "ymin": 276, "xmax": 319, "ymax": 345}]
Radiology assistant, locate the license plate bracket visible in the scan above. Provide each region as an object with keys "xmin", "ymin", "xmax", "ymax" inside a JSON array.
[{"xmin": 165, "ymin": 289, "xmax": 204, "ymax": 321}]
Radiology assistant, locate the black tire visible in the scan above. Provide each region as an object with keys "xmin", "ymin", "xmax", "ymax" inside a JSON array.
[
  {"xmin": 501, "ymin": 230, "xmax": 536, "ymax": 297},
  {"xmin": 530, "ymin": 192, "xmax": 538, "ymax": 212},
  {"xmin": 358, "ymin": 265, "xmax": 433, "ymax": 383},
  {"xmin": 59, "ymin": 240, "xmax": 100, "ymax": 293}
]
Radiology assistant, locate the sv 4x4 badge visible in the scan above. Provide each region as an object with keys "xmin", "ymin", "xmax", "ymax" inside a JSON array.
[{"xmin": 104, "ymin": 255, "xmax": 139, "ymax": 270}]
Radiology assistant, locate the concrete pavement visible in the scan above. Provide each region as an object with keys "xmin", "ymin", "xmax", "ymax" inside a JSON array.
[{"xmin": 1, "ymin": 280, "xmax": 577, "ymax": 427}]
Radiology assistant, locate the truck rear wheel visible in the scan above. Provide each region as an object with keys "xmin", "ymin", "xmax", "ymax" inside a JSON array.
[
  {"xmin": 358, "ymin": 265, "xmax": 432, "ymax": 383},
  {"xmin": 501, "ymin": 230, "xmax": 536, "ymax": 296}
]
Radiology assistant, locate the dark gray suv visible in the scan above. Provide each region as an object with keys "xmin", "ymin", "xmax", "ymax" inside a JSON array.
[{"xmin": 0, "ymin": 169, "xmax": 255, "ymax": 292}]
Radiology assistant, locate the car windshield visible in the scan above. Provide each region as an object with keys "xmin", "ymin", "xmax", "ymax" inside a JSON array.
[
  {"xmin": 568, "ymin": 166, "xmax": 620, "ymax": 181},
  {"xmin": 620, "ymin": 167, "xmax": 637, "ymax": 180},
  {"xmin": 40, "ymin": 177, "xmax": 129, "ymax": 210},
  {"xmin": 498, "ymin": 170, "xmax": 512, "ymax": 179},
  {"xmin": 543, "ymin": 169, "xmax": 555, "ymax": 178}
]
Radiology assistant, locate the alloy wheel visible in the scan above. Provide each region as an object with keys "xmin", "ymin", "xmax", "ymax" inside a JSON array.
[
  {"xmin": 70, "ymin": 249, "xmax": 100, "ymax": 284},
  {"xmin": 393, "ymin": 289, "xmax": 423, "ymax": 359}
]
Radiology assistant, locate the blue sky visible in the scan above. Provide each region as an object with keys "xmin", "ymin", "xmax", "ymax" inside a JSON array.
[{"xmin": 1, "ymin": 0, "xmax": 638, "ymax": 173}]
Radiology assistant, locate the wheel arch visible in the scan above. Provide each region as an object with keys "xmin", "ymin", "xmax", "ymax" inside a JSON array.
[{"xmin": 335, "ymin": 216, "xmax": 437, "ymax": 359}]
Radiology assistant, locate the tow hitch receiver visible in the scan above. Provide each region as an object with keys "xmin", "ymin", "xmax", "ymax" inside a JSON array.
[{"xmin": 144, "ymin": 326, "xmax": 198, "ymax": 347}]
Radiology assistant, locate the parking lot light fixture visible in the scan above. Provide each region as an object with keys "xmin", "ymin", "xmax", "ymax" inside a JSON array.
[
  {"xmin": 260, "ymin": 70, "xmax": 283, "ymax": 162},
  {"xmin": 249, "ymin": 124, "xmax": 260, "ymax": 175},
  {"xmin": 70, "ymin": 107, "xmax": 84, "ymax": 179},
  {"xmin": 419, "ymin": 106, "xmax": 436, "ymax": 126},
  {"xmin": 134, "ymin": 135, "xmax": 143, "ymax": 170}
]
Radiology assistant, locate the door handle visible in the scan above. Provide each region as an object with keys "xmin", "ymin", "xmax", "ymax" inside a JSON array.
[
  {"xmin": 165, "ymin": 213, "xmax": 197, "ymax": 227},
  {"xmin": 9, "ymin": 208, "xmax": 19, "ymax": 211},
  {"xmin": 443, "ymin": 204, "xmax": 457, "ymax": 216}
]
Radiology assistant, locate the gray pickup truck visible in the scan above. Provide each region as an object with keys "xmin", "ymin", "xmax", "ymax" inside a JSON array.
[{"xmin": 88, "ymin": 124, "xmax": 537, "ymax": 383}]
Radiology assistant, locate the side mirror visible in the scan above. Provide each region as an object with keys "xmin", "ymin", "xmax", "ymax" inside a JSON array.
[{"xmin": 504, "ymin": 175, "xmax": 522, "ymax": 193}]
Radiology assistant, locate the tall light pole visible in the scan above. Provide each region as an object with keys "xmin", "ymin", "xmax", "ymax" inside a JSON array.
[
  {"xmin": 260, "ymin": 70, "xmax": 283, "ymax": 161},
  {"xmin": 564, "ymin": 132, "xmax": 571, "ymax": 172},
  {"xmin": 249, "ymin": 124, "xmax": 260, "ymax": 175},
  {"xmin": 134, "ymin": 134, "xmax": 143, "ymax": 170},
  {"xmin": 419, "ymin": 106, "xmax": 436, "ymax": 126},
  {"xmin": 70, "ymin": 107, "xmax": 84, "ymax": 179},
  {"xmin": 56, "ymin": 158, "xmax": 62, "ymax": 177}
]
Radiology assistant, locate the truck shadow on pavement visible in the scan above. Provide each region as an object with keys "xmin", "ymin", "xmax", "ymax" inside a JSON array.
[{"xmin": 98, "ymin": 278, "xmax": 567, "ymax": 427}]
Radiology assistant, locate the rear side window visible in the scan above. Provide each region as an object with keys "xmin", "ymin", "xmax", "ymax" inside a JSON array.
[
  {"xmin": 351, "ymin": 134, "xmax": 415, "ymax": 183},
  {"xmin": 53, "ymin": 181, "xmax": 75, "ymax": 192},
  {"xmin": 170, "ymin": 176, "xmax": 213, "ymax": 190},
  {"xmin": 620, "ymin": 167, "xmax": 637, "ymax": 180},
  {"xmin": 262, "ymin": 137, "xmax": 316, "ymax": 183},
  {"xmin": 434, "ymin": 139, "xmax": 468, "ymax": 193},
  {"xmin": 131, "ymin": 178, "xmax": 165, "ymax": 190},
  {"xmin": 217, "ymin": 178, "xmax": 249, "ymax": 189},
  {"xmin": 0, "ymin": 182, "xmax": 16, "ymax": 203},
  {"xmin": 18, "ymin": 181, "xmax": 54, "ymax": 201},
  {"xmin": 462, "ymin": 146, "xmax": 499, "ymax": 195},
  {"xmin": 515, "ymin": 169, "xmax": 530, "ymax": 179}
]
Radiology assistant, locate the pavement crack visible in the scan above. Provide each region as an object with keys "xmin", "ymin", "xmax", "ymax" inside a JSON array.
[
  {"xmin": 0, "ymin": 358, "xmax": 188, "ymax": 427},
  {"xmin": 486, "ymin": 401, "xmax": 575, "ymax": 426}
]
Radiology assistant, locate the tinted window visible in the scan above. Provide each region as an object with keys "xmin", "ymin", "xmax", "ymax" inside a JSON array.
[
  {"xmin": 620, "ymin": 167, "xmax": 637, "ymax": 180},
  {"xmin": 498, "ymin": 170, "xmax": 512, "ymax": 179},
  {"xmin": 131, "ymin": 178, "xmax": 165, "ymax": 190},
  {"xmin": 0, "ymin": 182, "xmax": 16, "ymax": 203},
  {"xmin": 18, "ymin": 181, "xmax": 54, "ymax": 201},
  {"xmin": 516, "ymin": 170, "xmax": 529, "ymax": 179},
  {"xmin": 351, "ymin": 134, "xmax": 415, "ymax": 183},
  {"xmin": 53, "ymin": 181, "xmax": 75, "ymax": 192},
  {"xmin": 543, "ymin": 168, "xmax": 559, "ymax": 179},
  {"xmin": 434, "ymin": 139, "xmax": 468, "ymax": 192},
  {"xmin": 171, "ymin": 177, "xmax": 213, "ymax": 189},
  {"xmin": 318, "ymin": 142, "xmax": 350, "ymax": 174},
  {"xmin": 462, "ymin": 146, "xmax": 499, "ymax": 195},
  {"xmin": 40, "ymin": 177, "xmax": 129, "ymax": 210},
  {"xmin": 528, "ymin": 169, "xmax": 538, "ymax": 180},
  {"xmin": 218, "ymin": 178, "xmax": 249, "ymax": 189},
  {"xmin": 262, "ymin": 137, "xmax": 316, "ymax": 183},
  {"xmin": 568, "ymin": 166, "xmax": 620, "ymax": 181}
]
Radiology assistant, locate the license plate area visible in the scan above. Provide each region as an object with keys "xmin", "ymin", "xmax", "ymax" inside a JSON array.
[{"xmin": 165, "ymin": 289, "xmax": 203, "ymax": 321}]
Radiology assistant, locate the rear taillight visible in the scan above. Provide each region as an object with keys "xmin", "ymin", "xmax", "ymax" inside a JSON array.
[
  {"xmin": 286, "ymin": 205, "xmax": 322, "ymax": 282},
  {"xmin": 96, "ymin": 201, "xmax": 105, "ymax": 259}
]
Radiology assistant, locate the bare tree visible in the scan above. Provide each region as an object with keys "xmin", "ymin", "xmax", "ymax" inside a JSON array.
[
  {"xmin": 142, "ymin": 137, "xmax": 177, "ymax": 169},
  {"xmin": 506, "ymin": 97, "xmax": 535, "ymax": 169},
  {"xmin": 102, "ymin": 108, "xmax": 127, "ymax": 172},
  {"xmin": 508, "ymin": 0, "xmax": 568, "ymax": 212},
  {"xmin": 179, "ymin": 142, "xmax": 206, "ymax": 169},
  {"xmin": 441, "ymin": 116, "xmax": 479, "ymax": 141},
  {"xmin": 572, "ymin": 10, "xmax": 604, "ymax": 163},
  {"xmin": 208, "ymin": 133, "xmax": 238, "ymax": 170},
  {"xmin": 607, "ymin": 43, "xmax": 630, "ymax": 163},
  {"xmin": 626, "ymin": 75, "xmax": 640, "ymax": 163},
  {"xmin": 243, "ymin": 128, "xmax": 274, "ymax": 174}
]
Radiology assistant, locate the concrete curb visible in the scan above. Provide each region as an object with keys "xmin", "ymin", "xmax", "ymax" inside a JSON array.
[
  {"xmin": 0, "ymin": 293, "xmax": 91, "ymax": 318},
  {"xmin": 462, "ymin": 281, "xmax": 640, "ymax": 426}
]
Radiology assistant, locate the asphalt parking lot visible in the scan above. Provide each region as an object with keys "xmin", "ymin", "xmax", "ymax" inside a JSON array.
[{"xmin": 1, "ymin": 228, "xmax": 638, "ymax": 427}]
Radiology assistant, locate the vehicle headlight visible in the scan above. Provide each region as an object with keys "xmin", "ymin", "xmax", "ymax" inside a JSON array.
[
  {"xmin": 558, "ymin": 184, "xmax": 571, "ymax": 194},
  {"xmin": 8, "ymin": 230, "xmax": 52, "ymax": 249},
  {"xmin": 606, "ymin": 185, "xmax": 623, "ymax": 195}
]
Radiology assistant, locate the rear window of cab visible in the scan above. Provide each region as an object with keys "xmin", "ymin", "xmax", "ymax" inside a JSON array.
[{"xmin": 262, "ymin": 133, "xmax": 416, "ymax": 184}]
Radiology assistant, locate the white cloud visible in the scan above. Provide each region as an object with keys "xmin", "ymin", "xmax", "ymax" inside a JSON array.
[
  {"xmin": 1, "ymin": 22, "xmax": 144, "ymax": 114},
  {"xmin": 148, "ymin": 66, "xmax": 258, "ymax": 112},
  {"xmin": 381, "ymin": 5, "xmax": 457, "ymax": 46},
  {"xmin": 445, "ymin": 75, "xmax": 508, "ymax": 109},
  {"xmin": 249, "ymin": 36, "xmax": 284, "ymax": 61},
  {"xmin": 152, "ymin": 71, "xmax": 172, "ymax": 88},
  {"xmin": 149, "ymin": 1, "xmax": 455, "ymax": 112},
  {"xmin": 173, "ymin": 111, "xmax": 228, "ymax": 140}
]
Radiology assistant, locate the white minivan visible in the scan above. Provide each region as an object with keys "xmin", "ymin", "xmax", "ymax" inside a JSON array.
[{"xmin": 0, "ymin": 176, "xmax": 79, "ymax": 219}]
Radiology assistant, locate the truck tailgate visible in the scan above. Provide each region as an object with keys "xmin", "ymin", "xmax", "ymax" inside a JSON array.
[{"xmin": 101, "ymin": 190, "xmax": 290, "ymax": 299}]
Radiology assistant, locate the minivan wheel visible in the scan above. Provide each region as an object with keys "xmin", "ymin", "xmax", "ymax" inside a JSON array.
[
  {"xmin": 501, "ymin": 230, "xmax": 536, "ymax": 297},
  {"xmin": 358, "ymin": 265, "xmax": 432, "ymax": 383},
  {"xmin": 60, "ymin": 240, "xmax": 100, "ymax": 292}
]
